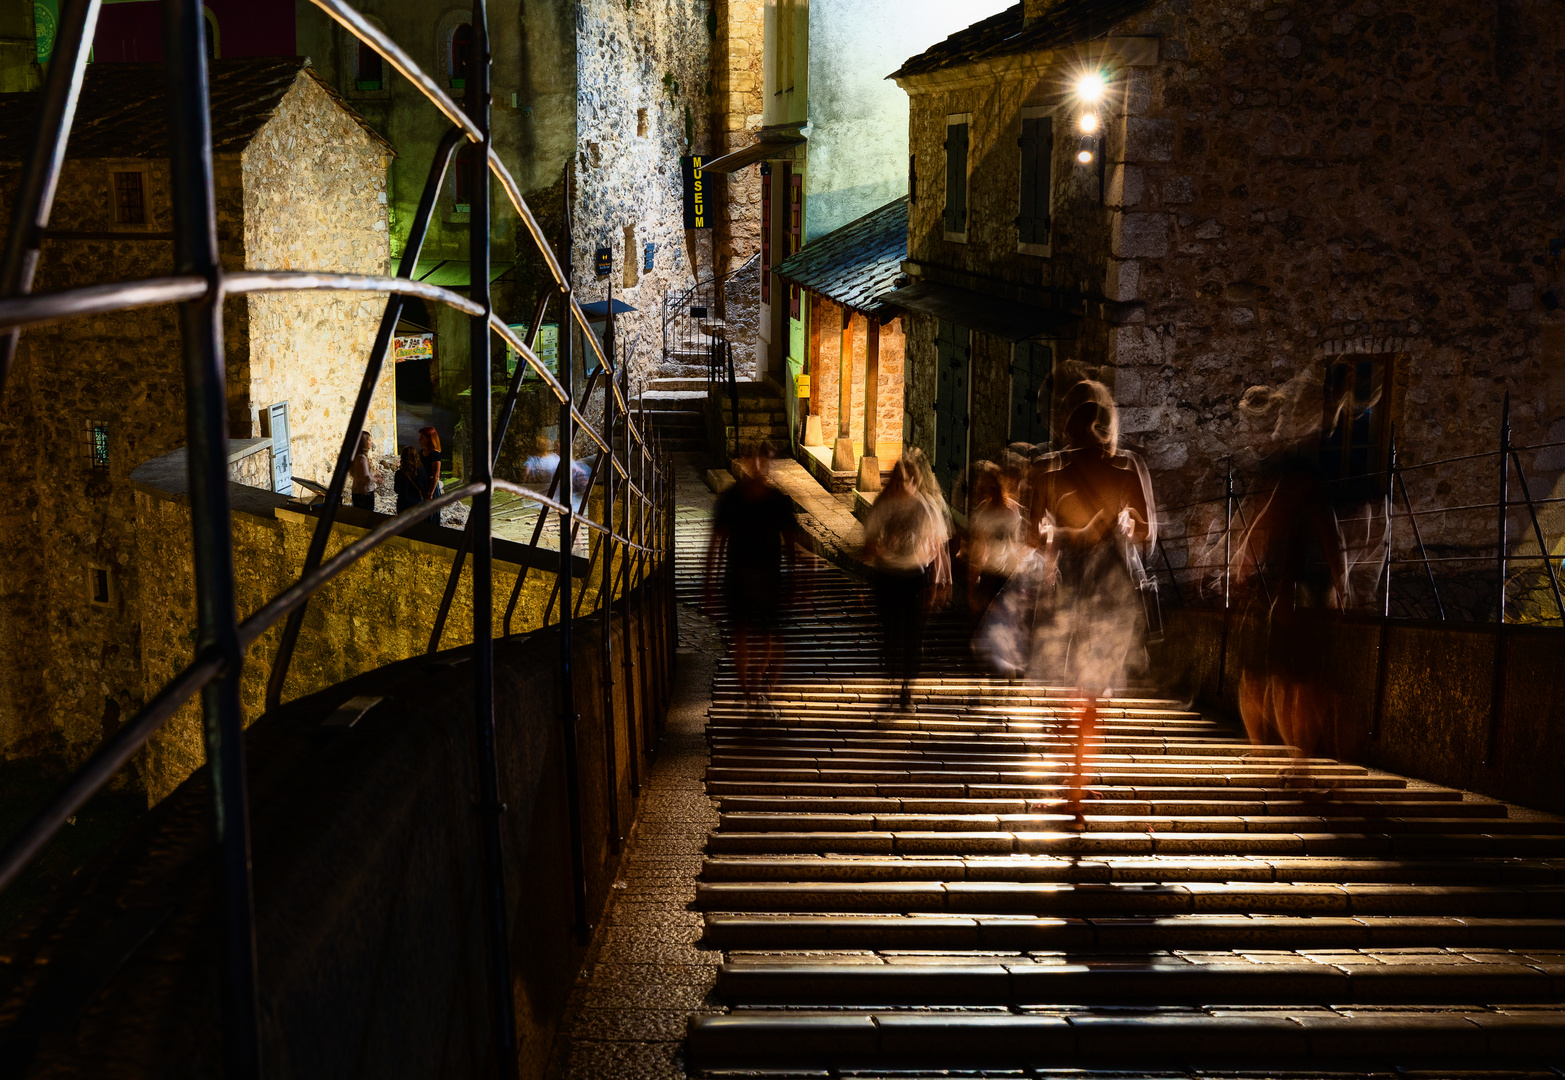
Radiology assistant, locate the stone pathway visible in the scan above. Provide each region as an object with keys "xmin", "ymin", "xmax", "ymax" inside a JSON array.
[{"xmin": 552, "ymin": 456, "xmax": 1565, "ymax": 1079}]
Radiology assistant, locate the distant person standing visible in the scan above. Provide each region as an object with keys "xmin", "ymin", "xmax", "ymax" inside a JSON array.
[
  {"xmin": 705, "ymin": 443, "xmax": 804, "ymax": 717},
  {"xmin": 349, "ymin": 431, "xmax": 378, "ymax": 510},
  {"xmin": 393, "ymin": 446, "xmax": 423, "ymax": 513},
  {"xmin": 862, "ymin": 449, "xmax": 952, "ymax": 713},
  {"xmin": 417, "ymin": 426, "xmax": 444, "ymax": 500}
]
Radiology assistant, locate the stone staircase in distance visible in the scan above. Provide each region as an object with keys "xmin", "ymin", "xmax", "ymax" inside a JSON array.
[
  {"xmin": 641, "ymin": 378, "xmax": 709, "ymax": 454},
  {"xmin": 705, "ymin": 381, "xmax": 791, "ymax": 462}
]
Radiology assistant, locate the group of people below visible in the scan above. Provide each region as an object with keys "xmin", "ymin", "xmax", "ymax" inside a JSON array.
[{"xmin": 346, "ymin": 425, "xmax": 447, "ymax": 514}]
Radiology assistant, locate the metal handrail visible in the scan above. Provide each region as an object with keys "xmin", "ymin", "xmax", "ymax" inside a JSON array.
[{"xmin": 0, "ymin": 2, "xmax": 675, "ymax": 1076}]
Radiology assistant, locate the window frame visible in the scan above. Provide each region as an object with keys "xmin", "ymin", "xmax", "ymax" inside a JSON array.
[
  {"xmin": 345, "ymin": 18, "xmax": 392, "ymax": 97},
  {"xmin": 943, "ymin": 113, "xmax": 971, "ymax": 244},
  {"xmin": 1319, "ymin": 354, "xmax": 1396, "ymax": 488},
  {"xmin": 84, "ymin": 418, "xmax": 110, "ymax": 471},
  {"xmin": 106, "ymin": 163, "xmax": 153, "ymax": 232},
  {"xmin": 1016, "ymin": 105, "xmax": 1057, "ymax": 258},
  {"xmin": 1008, "ymin": 340, "xmax": 1054, "ymax": 445}
]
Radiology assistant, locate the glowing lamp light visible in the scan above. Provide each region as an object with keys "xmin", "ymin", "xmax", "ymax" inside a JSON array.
[
  {"xmin": 1078, "ymin": 111, "xmax": 1099, "ymax": 134},
  {"xmin": 1075, "ymin": 71, "xmax": 1106, "ymax": 102},
  {"xmin": 1076, "ymin": 148, "xmax": 1095, "ymax": 165}
]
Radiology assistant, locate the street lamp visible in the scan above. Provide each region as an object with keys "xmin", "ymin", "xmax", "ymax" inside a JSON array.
[{"xmin": 1073, "ymin": 71, "xmax": 1107, "ymax": 166}]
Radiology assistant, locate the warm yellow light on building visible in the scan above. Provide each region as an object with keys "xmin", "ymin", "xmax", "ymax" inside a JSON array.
[
  {"xmin": 1078, "ymin": 112, "xmax": 1099, "ymax": 134},
  {"xmin": 1076, "ymin": 148, "xmax": 1094, "ymax": 164}
]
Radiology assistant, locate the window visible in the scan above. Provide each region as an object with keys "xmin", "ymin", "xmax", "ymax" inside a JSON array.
[
  {"xmin": 623, "ymin": 225, "xmax": 638, "ymax": 288},
  {"xmin": 934, "ymin": 320, "xmax": 972, "ymax": 500},
  {"xmin": 944, "ymin": 116, "xmax": 970, "ymax": 241},
  {"xmin": 112, "ymin": 171, "xmax": 145, "ymax": 225},
  {"xmin": 356, "ymin": 41, "xmax": 384, "ymax": 90},
  {"xmin": 787, "ymin": 168, "xmax": 802, "ymax": 319},
  {"xmin": 90, "ymin": 567, "xmax": 110, "ymax": 606},
  {"xmin": 1017, "ymin": 110, "xmax": 1054, "ymax": 252},
  {"xmin": 1009, "ymin": 341, "xmax": 1053, "ymax": 444},
  {"xmin": 908, "ymin": 154, "xmax": 917, "ymax": 203},
  {"xmin": 760, "ymin": 166, "xmax": 772, "ymax": 305},
  {"xmin": 450, "ymin": 23, "xmax": 472, "ymax": 89},
  {"xmin": 453, "ymin": 146, "xmax": 472, "ymax": 212},
  {"xmin": 84, "ymin": 419, "xmax": 109, "ymax": 471},
  {"xmin": 636, "ymin": 108, "xmax": 648, "ymax": 137},
  {"xmin": 1320, "ymin": 355, "xmax": 1393, "ymax": 487}
]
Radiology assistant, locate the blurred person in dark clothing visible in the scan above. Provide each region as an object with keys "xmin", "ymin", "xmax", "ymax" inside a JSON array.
[
  {"xmin": 394, "ymin": 446, "xmax": 424, "ymax": 513},
  {"xmin": 705, "ymin": 443, "xmax": 804, "ymax": 717}
]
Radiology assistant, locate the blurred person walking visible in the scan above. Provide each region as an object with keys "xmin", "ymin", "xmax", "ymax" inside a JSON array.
[
  {"xmin": 1231, "ymin": 376, "xmax": 1351, "ymax": 771},
  {"xmin": 961, "ymin": 460, "xmax": 1028, "ymax": 619},
  {"xmin": 349, "ymin": 431, "xmax": 379, "ymax": 511},
  {"xmin": 1027, "ymin": 381, "xmax": 1156, "ymax": 826},
  {"xmin": 705, "ymin": 443, "xmax": 805, "ymax": 718},
  {"xmin": 863, "ymin": 448, "xmax": 952, "ymax": 713},
  {"xmin": 417, "ymin": 425, "xmax": 445, "ymax": 500},
  {"xmin": 394, "ymin": 446, "xmax": 423, "ymax": 513}
]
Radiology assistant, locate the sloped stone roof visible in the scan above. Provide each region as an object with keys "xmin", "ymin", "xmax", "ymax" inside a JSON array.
[
  {"xmin": 0, "ymin": 57, "xmax": 392, "ymax": 162},
  {"xmin": 891, "ymin": 0, "xmax": 1157, "ymax": 80},
  {"xmin": 772, "ymin": 196, "xmax": 908, "ymax": 317}
]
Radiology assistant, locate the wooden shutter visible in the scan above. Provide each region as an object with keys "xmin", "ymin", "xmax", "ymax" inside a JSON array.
[
  {"xmin": 1017, "ymin": 116, "xmax": 1052, "ymax": 245},
  {"xmin": 1009, "ymin": 341, "xmax": 1053, "ymax": 444},
  {"xmin": 934, "ymin": 320, "xmax": 971, "ymax": 496},
  {"xmin": 788, "ymin": 170, "xmax": 803, "ymax": 319},
  {"xmin": 944, "ymin": 122, "xmax": 968, "ymax": 235}
]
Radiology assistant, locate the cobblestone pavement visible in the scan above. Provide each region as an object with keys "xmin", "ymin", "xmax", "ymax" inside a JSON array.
[{"xmin": 551, "ymin": 457, "xmax": 1565, "ymax": 1079}]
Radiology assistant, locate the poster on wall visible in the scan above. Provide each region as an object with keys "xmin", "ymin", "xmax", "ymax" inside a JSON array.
[
  {"xmin": 681, "ymin": 155, "xmax": 716, "ymax": 230},
  {"xmin": 392, "ymin": 332, "xmax": 433, "ymax": 363},
  {"xmin": 507, "ymin": 323, "xmax": 559, "ymax": 378}
]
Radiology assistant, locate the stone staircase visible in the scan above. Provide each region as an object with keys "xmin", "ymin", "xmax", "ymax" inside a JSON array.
[
  {"xmin": 671, "ymin": 533, "xmax": 1565, "ymax": 1075},
  {"xmin": 707, "ymin": 382, "xmax": 791, "ymax": 457},
  {"xmin": 642, "ymin": 381, "xmax": 709, "ymax": 454}
]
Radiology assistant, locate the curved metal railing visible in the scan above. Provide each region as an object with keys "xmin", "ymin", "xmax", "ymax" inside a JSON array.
[{"xmin": 0, "ymin": 3, "xmax": 673, "ymax": 1078}]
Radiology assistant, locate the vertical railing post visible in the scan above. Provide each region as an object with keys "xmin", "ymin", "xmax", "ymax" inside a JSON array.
[
  {"xmin": 1371, "ymin": 432, "xmax": 1396, "ymax": 740},
  {"xmin": 1510, "ymin": 444, "xmax": 1564, "ymax": 623},
  {"xmin": 1216, "ymin": 458, "xmax": 1234, "ymax": 697},
  {"xmin": 620, "ymin": 360, "xmax": 641, "ymax": 797},
  {"xmin": 464, "ymin": 6, "xmax": 519, "ymax": 1077},
  {"xmin": 160, "ymin": 2, "xmax": 259, "ymax": 1075},
  {"xmin": 558, "ymin": 227, "xmax": 590, "ymax": 942},
  {"xmin": 1486, "ymin": 393, "xmax": 1512, "ymax": 768},
  {"xmin": 599, "ymin": 304, "xmax": 621, "ymax": 850}
]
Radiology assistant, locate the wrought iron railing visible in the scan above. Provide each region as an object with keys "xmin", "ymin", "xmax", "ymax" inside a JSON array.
[
  {"xmin": 1146, "ymin": 394, "xmax": 1565, "ymax": 627},
  {"xmin": 0, "ymin": 3, "xmax": 673, "ymax": 1078}
]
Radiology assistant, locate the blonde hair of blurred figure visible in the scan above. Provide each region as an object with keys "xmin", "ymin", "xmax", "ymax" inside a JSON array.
[{"xmin": 1056, "ymin": 378, "xmax": 1119, "ymax": 454}]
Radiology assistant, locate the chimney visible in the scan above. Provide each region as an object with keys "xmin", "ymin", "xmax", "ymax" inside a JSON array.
[{"xmin": 1022, "ymin": 0, "xmax": 1049, "ymax": 26}]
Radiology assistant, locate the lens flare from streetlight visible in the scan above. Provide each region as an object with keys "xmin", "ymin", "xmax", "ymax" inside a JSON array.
[
  {"xmin": 1075, "ymin": 71, "xmax": 1106, "ymax": 102},
  {"xmin": 1078, "ymin": 112, "xmax": 1099, "ymax": 134}
]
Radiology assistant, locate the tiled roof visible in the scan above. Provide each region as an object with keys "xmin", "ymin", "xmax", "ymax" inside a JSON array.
[
  {"xmin": 0, "ymin": 57, "xmax": 391, "ymax": 162},
  {"xmin": 772, "ymin": 196, "xmax": 908, "ymax": 316},
  {"xmin": 891, "ymin": 0, "xmax": 1156, "ymax": 80}
]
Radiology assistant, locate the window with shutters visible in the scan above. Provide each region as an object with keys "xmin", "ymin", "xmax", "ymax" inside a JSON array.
[
  {"xmin": 944, "ymin": 115, "xmax": 970, "ymax": 242},
  {"xmin": 1320, "ymin": 355, "xmax": 1395, "ymax": 494},
  {"xmin": 1017, "ymin": 106, "xmax": 1055, "ymax": 256},
  {"xmin": 933, "ymin": 320, "xmax": 972, "ymax": 500},
  {"xmin": 112, "ymin": 171, "xmax": 145, "ymax": 226},
  {"xmin": 1009, "ymin": 341, "xmax": 1053, "ymax": 445}
]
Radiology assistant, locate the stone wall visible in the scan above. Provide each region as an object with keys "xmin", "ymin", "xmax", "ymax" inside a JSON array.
[
  {"xmin": 242, "ymin": 72, "xmax": 395, "ymax": 487},
  {"xmin": 807, "ymin": 298, "xmax": 905, "ymax": 456},
  {"xmin": 132, "ymin": 481, "xmax": 577, "ymax": 802},
  {"xmin": 712, "ymin": 0, "xmax": 764, "ymax": 271},
  {"xmin": 900, "ymin": 0, "xmax": 1565, "ymax": 575},
  {"xmin": 574, "ymin": 0, "xmax": 713, "ymax": 391}
]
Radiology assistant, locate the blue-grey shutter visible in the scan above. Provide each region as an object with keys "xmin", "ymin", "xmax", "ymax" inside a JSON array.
[
  {"xmin": 1017, "ymin": 116, "xmax": 1052, "ymax": 245},
  {"xmin": 944, "ymin": 122, "xmax": 968, "ymax": 235}
]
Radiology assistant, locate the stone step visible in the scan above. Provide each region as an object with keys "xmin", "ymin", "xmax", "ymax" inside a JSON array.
[
  {"xmin": 702, "ymin": 913, "xmax": 1565, "ymax": 950},
  {"xmin": 686, "ymin": 1010, "xmax": 1565, "ymax": 1068},
  {"xmin": 706, "ymin": 830, "xmax": 1565, "ymax": 858},
  {"xmin": 713, "ymin": 795, "xmax": 1481, "ymax": 816},
  {"xmin": 693, "ymin": 880, "xmax": 1565, "ymax": 916},
  {"xmin": 715, "ymin": 814, "xmax": 1547, "ymax": 836},
  {"xmin": 713, "ymin": 959, "xmax": 1565, "ymax": 1006},
  {"xmin": 700, "ymin": 855, "xmax": 1565, "ymax": 884}
]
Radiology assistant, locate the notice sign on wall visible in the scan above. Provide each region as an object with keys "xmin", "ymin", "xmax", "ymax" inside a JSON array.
[
  {"xmin": 595, "ymin": 247, "xmax": 612, "ymax": 277},
  {"xmin": 681, "ymin": 155, "xmax": 714, "ymax": 229},
  {"xmin": 392, "ymin": 332, "xmax": 433, "ymax": 362}
]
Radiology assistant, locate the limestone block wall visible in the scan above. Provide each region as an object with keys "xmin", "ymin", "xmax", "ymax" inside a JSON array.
[
  {"xmin": 241, "ymin": 73, "xmax": 395, "ymax": 489},
  {"xmin": 132, "ymin": 486, "xmax": 573, "ymax": 803},
  {"xmin": 712, "ymin": 0, "xmax": 764, "ymax": 270},
  {"xmin": 806, "ymin": 298, "xmax": 905, "ymax": 457},
  {"xmin": 574, "ymin": 0, "xmax": 713, "ymax": 390}
]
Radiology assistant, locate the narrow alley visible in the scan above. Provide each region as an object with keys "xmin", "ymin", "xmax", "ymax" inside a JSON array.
[{"xmin": 552, "ymin": 457, "xmax": 1565, "ymax": 1079}]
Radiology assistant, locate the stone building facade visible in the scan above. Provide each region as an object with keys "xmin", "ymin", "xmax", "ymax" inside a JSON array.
[
  {"xmin": 0, "ymin": 58, "xmax": 393, "ymax": 769},
  {"xmin": 893, "ymin": 0, "xmax": 1565, "ymax": 598}
]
